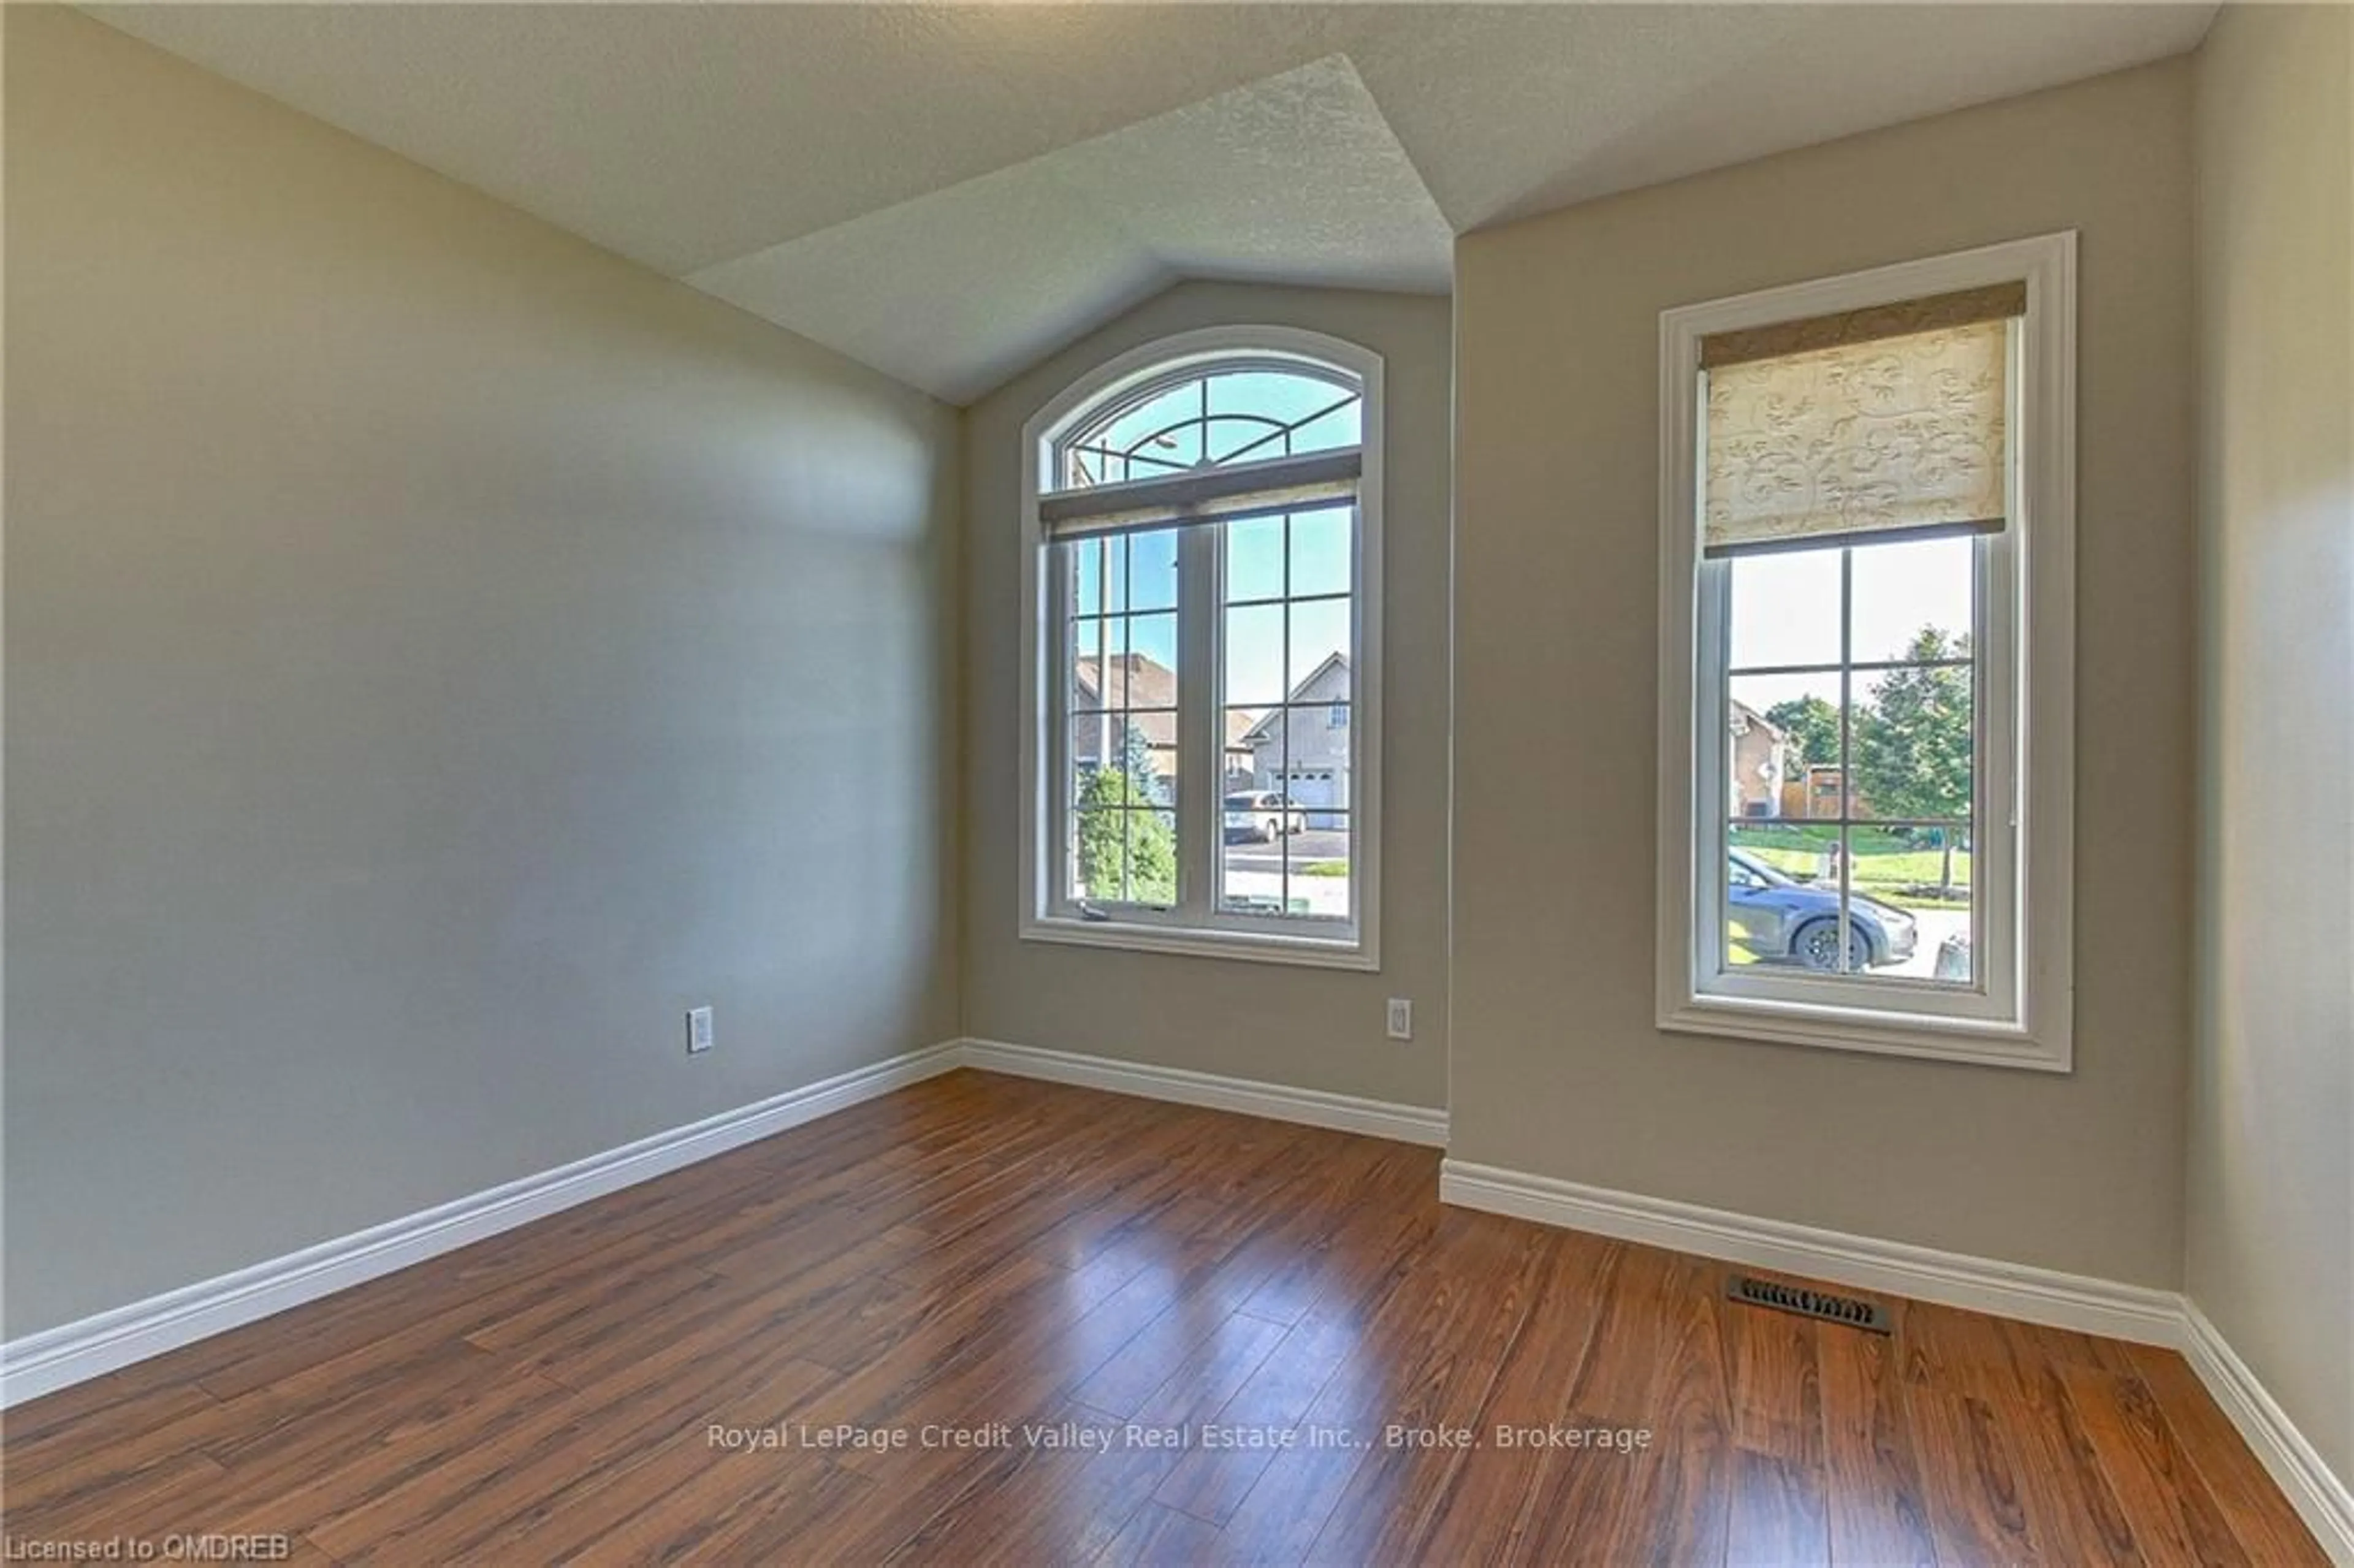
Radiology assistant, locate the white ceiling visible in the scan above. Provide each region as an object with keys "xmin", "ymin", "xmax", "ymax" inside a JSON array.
[
  {"xmin": 687, "ymin": 56, "xmax": 1452, "ymax": 400},
  {"xmin": 91, "ymin": 3, "xmax": 2217, "ymax": 403}
]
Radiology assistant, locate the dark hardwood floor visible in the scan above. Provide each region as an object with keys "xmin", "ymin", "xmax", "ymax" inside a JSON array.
[{"xmin": 1, "ymin": 1070, "xmax": 2326, "ymax": 1565}]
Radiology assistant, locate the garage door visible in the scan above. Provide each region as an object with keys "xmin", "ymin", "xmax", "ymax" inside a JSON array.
[{"xmin": 1279, "ymin": 768, "xmax": 1346, "ymax": 828}]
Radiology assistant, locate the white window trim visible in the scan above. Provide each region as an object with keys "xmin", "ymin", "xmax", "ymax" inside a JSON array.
[
  {"xmin": 1655, "ymin": 233, "xmax": 2076, "ymax": 1070},
  {"xmin": 1018, "ymin": 325, "xmax": 1385, "ymax": 972}
]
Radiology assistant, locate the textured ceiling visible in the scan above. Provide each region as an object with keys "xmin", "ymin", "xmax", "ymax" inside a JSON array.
[
  {"xmin": 687, "ymin": 58, "xmax": 1452, "ymax": 402},
  {"xmin": 90, "ymin": 3, "xmax": 2217, "ymax": 403}
]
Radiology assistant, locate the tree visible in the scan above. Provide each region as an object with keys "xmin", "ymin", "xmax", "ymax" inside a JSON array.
[
  {"xmin": 1075, "ymin": 723, "xmax": 1177, "ymax": 905},
  {"xmin": 1850, "ymin": 626, "xmax": 1974, "ymax": 891},
  {"xmin": 1764, "ymin": 695, "xmax": 1842, "ymax": 771},
  {"xmin": 1117, "ymin": 723, "xmax": 1160, "ymax": 790}
]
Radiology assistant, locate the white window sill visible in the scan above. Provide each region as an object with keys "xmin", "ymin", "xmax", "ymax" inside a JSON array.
[
  {"xmin": 1659, "ymin": 995, "xmax": 2070, "ymax": 1072},
  {"xmin": 1021, "ymin": 915, "xmax": 1379, "ymax": 972}
]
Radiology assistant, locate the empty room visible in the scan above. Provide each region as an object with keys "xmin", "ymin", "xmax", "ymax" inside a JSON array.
[{"xmin": 4, "ymin": 2, "xmax": 2350, "ymax": 1562}]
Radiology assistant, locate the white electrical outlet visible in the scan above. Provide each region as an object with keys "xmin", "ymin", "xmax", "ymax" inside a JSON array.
[
  {"xmin": 1385, "ymin": 998, "xmax": 1413, "ymax": 1041},
  {"xmin": 686, "ymin": 1005, "xmax": 714, "ymax": 1056}
]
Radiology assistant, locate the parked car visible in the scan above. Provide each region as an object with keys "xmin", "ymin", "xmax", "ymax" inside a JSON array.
[
  {"xmin": 1726, "ymin": 847, "xmax": 1918, "ymax": 971},
  {"xmin": 1224, "ymin": 791, "xmax": 1306, "ymax": 842}
]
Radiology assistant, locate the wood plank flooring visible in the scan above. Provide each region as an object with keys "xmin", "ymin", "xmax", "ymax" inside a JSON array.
[{"xmin": 1, "ymin": 1070, "xmax": 2326, "ymax": 1565}]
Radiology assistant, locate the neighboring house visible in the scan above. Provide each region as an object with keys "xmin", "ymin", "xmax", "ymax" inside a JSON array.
[
  {"xmin": 1072, "ymin": 653, "xmax": 1254, "ymax": 798},
  {"xmin": 1240, "ymin": 653, "xmax": 1354, "ymax": 828},
  {"xmin": 1728, "ymin": 699, "xmax": 1789, "ymax": 818}
]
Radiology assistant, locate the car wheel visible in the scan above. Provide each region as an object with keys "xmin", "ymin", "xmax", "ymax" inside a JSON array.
[
  {"xmin": 1260, "ymin": 819, "xmax": 1278, "ymax": 843},
  {"xmin": 1792, "ymin": 918, "xmax": 1873, "ymax": 972}
]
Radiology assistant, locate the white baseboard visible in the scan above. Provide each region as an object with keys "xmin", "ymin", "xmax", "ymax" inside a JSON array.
[
  {"xmin": 0, "ymin": 1041, "xmax": 961, "ymax": 1409},
  {"xmin": 958, "ymin": 1036, "xmax": 1449, "ymax": 1147},
  {"xmin": 1440, "ymin": 1157, "xmax": 2181, "ymax": 1344},
  {"xmin": 0, "ymin": 1036, "xmax": 1439, "ymax": 1409},
  {"xmin": 7, "ymin": 1040, "xmax": 2345, "ymax": 1568},
  {"xmin": 2181, "ymin": 1301, "xmax": 2354, "ymax": 1565},
  {"xmin": 1441, "ymin": 1155, "xmax": 2352, "ymax": 1564}
]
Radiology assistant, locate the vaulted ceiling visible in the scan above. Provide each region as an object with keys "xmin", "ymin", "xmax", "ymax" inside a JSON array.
[{"xmin": 91, "ymin": 4, "xmax": 2214, "ymax": 403}]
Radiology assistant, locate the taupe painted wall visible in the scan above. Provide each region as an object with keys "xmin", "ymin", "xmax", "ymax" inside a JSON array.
[
  {"xmin": 961, "ymin": 282, "xmax": 1450, "ymax": 1111},
  {"xmin": 19, "ymin": 2, "xmax": 2334, "ymax": 1411},
  {"xmin": 4, "ymin": 9, "xmax": 961, "ymax": 1334},
  {"xmin": 2188, "ymin": 3, "xmax": 2354, "ymax": 1485},
  {"xmin": 1452, "ymin": 61, "xmax": 2196, "ymax": 1286}
]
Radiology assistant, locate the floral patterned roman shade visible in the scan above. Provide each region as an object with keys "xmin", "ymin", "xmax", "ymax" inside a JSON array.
[{"xmin": 1699, "ymin": 282, "xmax": 2024, "ymax": 558}]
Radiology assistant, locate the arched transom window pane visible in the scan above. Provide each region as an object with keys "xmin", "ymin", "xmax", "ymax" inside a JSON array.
[{"xmin": 1054, "ymin": 363, "xmax": 1362, "ymax": 493}]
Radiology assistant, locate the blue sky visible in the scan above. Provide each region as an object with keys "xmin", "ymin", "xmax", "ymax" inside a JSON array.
[{"xmin": 1067, "ymin": 370, "xmax": 1360, "ymax": 484}]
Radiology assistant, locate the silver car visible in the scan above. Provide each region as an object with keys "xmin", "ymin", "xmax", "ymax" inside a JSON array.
[{"xmin": 1224, "ymin": 791, "xmax": 1305, "ymax": 842}]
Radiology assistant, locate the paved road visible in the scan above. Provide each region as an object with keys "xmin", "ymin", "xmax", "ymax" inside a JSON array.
[{"xmin": 1224, "ymin": 828, "xmax": 1349, "ymax": 871}]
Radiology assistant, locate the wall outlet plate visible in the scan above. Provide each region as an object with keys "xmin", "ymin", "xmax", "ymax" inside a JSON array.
[
  {"xmin": 686, "ymin": 1005, "xmax": 714, "ymax": 1055},
  {"xmin": 1385, "ymin": 998, "xmax": 1412, "ymax": 1041}
]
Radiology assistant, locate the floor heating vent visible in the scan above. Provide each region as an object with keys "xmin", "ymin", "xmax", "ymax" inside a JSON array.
[{"xmin": 1724, "ymin": 1274, "xmax": 1892, "ymax": 1333}]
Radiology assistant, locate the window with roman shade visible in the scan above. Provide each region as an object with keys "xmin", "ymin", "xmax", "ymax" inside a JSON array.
[
  {"xmin": 1657, "ymin": 235, "xmax": 2076, "ymax": 1071},
  {"xmin": 1701, "ymin": 283, "xmax": 2024, "ymax": 558}
]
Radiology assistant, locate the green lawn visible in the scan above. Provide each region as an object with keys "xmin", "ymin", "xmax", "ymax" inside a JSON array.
[{"xmin": 1730, "ymin": 823, "xmax": 1970, "ymax": 908}]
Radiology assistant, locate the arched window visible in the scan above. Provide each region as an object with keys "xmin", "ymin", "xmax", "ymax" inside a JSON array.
[
  {"xmin": 1019, "ymin": 327, "xmax": 1382, "ymax": 965},
  {"xmin": 1053, "ymin": 359, "xmax": 1362, "ymax": 490}
]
